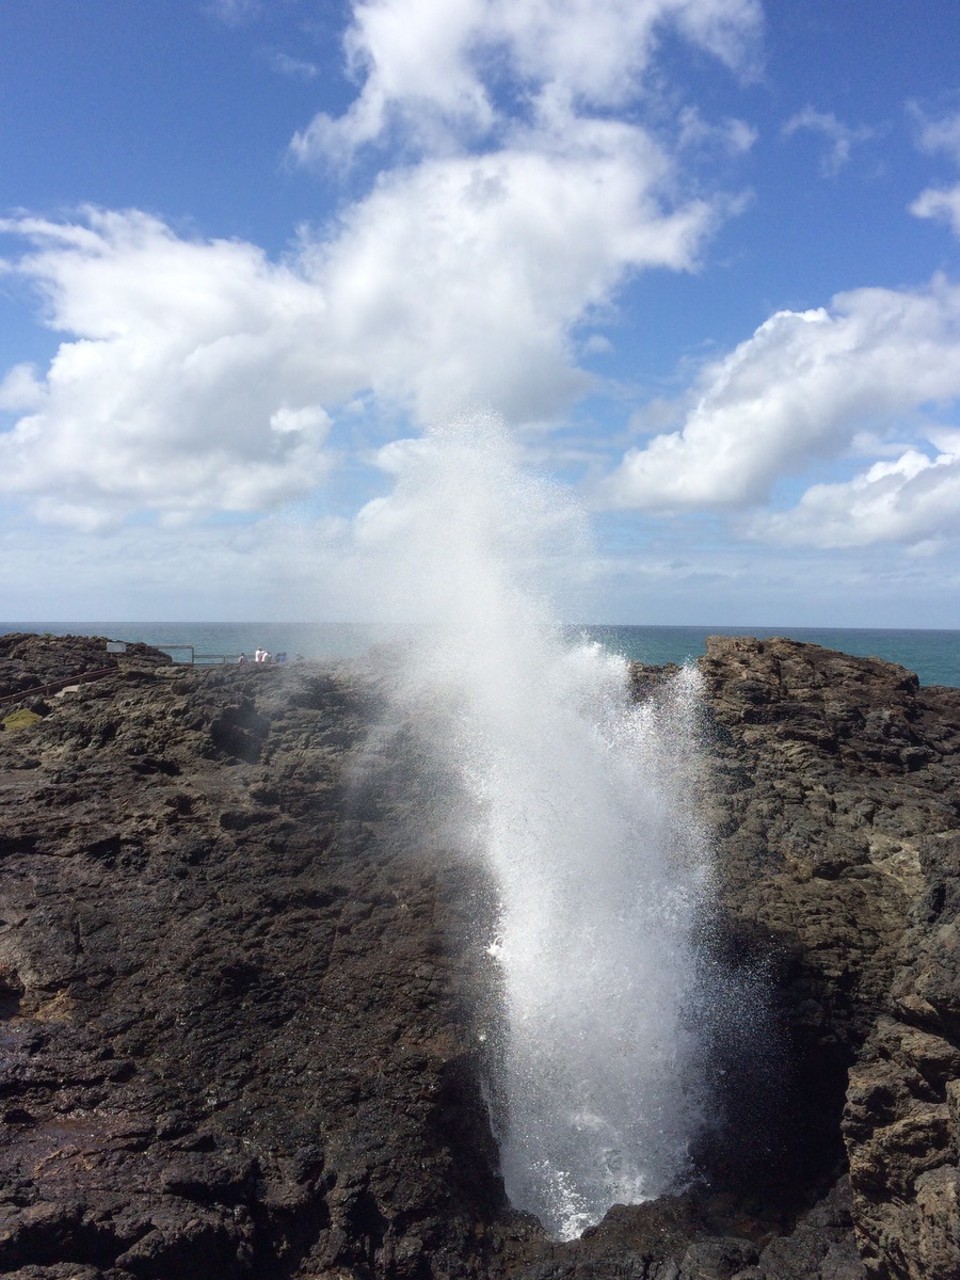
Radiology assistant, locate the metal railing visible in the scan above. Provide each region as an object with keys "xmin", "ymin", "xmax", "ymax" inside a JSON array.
[
  {"xmin": 1, "ymin": 645, "xmax": 259, "ymax": 707},
  {"xmin": 158, "ymin": 647, "xmax": 242, "ymax": 665},
  {"xmin": 0, "ymin": 666, "xmax": 118, "ymax": 707}
]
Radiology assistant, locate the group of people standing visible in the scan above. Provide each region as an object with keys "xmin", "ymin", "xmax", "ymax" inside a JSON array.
[{"xmin": 238, "ymin": 648, "xmax": 288, "ymax": 665}]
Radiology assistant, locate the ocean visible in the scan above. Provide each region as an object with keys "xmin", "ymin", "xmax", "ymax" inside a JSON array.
[{"xmin": 4, "ymin": 621, "xmax": 959, "ymax": 688}]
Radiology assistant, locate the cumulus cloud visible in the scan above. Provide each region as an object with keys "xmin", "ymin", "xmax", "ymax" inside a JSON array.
[
  {"xmin": 0, "ymin": 1, "xmax": 761, "ymax": 538},
  {"xmin": 315, "ymin": 128, "xmax": 719, "ymax": 422},
  {"xmin": 782, "ymin": 106, "xmax": 873, "ymax": 176},
  {"xmin": 748, "ymin": 444, "xmax": 960, "ymax": 549},
  {"xmin": 0, "ymin": 363, "xmax": 45, "ymax": 413},
  {"xmin": 0, "ymin": 210, "xmax": 336, "ymax": 529},
  {"xmin": 290, "ymin": 0, "xmax": 763, "ymax": 164},
  {"xmin": 602, "ymin": 275, "xmax": 960, "ymax": 524},
  {"xmin": 0, "ymin": 131, "xmax": 718, "ymax": 527},
  {"xmin": 280, "ymin": 1, "xmax": 761, "ymax": 425}
]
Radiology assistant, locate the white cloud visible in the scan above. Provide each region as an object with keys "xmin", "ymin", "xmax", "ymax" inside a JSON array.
[
  {"xmin": 0, "ymin": 507, "xmax": 358, "ymax": 622},
  {"xmin": 748, "ymin": 446, "xmax": 960, "ymax": 549},
  {"xmin": 0, "ymin": 363, "xmax": 45, "ymax": 412},
  {"xmin": 0, "ymin": 135, "xmax": 718, "ymax": 526},
  {"xmin": 292, "ymin": 0, "xmax": 498, "ymax": 163},
  {"xmin": 602, "ymin": 275, "xmax": 960, "ymax": 521},
  {"xmin": 315, "ymin": 129, "xmax": 719, "ymax": 423},
  {"xmin": 0, "ymin": 210, "xmax": 337, "ymax": 528},
  {"xmin": 782, "ymin": 106, "xmax": 872, "ymax": 176},
  {"xmin": 0, "ymin": 2, "xmax": 761, "ymax": 548},
  {"xmin": 911, "ymin": 182, "xmax": 960, "ymax": 238},
  {"xmin": 290, "ymin": 0, "xmax": 763, "ymax": 164},
  {"xmin": 908, "ymin": 107, "xmax": 960, "ymax": 238},
  {"xmin": 910, "ymin": 104, "xmax": 960, "ymax": 165},
  {"xmin": 270, "ymin": 404, "xmax": 332, "ymax": 435}
]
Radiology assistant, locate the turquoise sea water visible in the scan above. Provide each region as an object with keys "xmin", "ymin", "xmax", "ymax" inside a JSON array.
[
  {"xmin": 569, "ymin": 625, "xmax": 960, "ymax": 690},
  {"xmin": 4, "ymin": 621, "xmax": 959, "ymax": 688}
]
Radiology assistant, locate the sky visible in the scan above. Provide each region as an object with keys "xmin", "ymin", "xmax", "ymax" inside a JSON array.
[{"xmin": 2, "ymin": 0, "xmax": 960, "ymax": 627}]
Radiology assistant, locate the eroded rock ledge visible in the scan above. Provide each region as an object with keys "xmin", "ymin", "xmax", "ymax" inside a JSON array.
[{"xmin": 0, "ymin": 632, "xmax": 958, "ymax": 1279}]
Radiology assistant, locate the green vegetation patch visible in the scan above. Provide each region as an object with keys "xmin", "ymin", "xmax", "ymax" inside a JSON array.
[{"xmin": 2, "ymin": 708, "xmax": 43, "ymax": 732}]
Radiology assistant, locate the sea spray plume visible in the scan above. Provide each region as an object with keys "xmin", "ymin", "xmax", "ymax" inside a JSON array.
[
  {"xmin": 358, "ymin": 414, "xmax": 711, "ymax": 1237},
  {"xmin": 482, "ymin": 655, "xmax": 711, "ymax": 1239}
]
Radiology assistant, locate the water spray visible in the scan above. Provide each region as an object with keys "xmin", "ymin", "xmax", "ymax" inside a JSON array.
[{"xmin": 363, "ymin": 414, "xmax": 710, "ymax": 1236}]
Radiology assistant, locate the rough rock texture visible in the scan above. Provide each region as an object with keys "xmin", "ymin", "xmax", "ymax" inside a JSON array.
[
  {"xmin": 0, "ymin": 639, "xmax": 506, "ymax": 1279},
  {"xmin": 696, "ymin": 636, "xmax": 960, "ymax": 1279},
  {"xmin": 0, "ymin": 632, "xmax": 958, "ymax": 1279},
  {"xmin": 0, "ymin": 633, "xmax": 170, "ymax": 705}
]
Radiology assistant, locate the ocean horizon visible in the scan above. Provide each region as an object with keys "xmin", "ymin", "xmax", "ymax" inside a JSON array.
[{"xmin": 4, "ymin": 620, "xmax": 959, "ymax": 689}]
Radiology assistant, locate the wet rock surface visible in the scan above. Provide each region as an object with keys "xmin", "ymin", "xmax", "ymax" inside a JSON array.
[{"xmin": 0, "ymin": 633, "xmax": 958, "ymax": 1278}]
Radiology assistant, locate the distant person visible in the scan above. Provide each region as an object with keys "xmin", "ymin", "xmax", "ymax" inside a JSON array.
[
  {"xmin": 254, "ymin": 647, "xmax": 265, "ymax": 663},
  {"xmin": 238, "ymin": 652, "xmax": 247, "ymax": 664},
  {"xmin": 276, "ymin": 651, "xmax": 287, "ymax": 665}
]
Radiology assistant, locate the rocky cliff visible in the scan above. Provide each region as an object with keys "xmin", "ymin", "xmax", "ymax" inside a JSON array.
[{"xmin": 0, "ymin": 631, "xmax": 958, "ymax": 1279}]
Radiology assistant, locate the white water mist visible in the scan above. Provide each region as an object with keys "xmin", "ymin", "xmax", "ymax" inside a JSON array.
[{"xmin": 362, "ymin": 414, "xmax": 710, "ymax": 1238}]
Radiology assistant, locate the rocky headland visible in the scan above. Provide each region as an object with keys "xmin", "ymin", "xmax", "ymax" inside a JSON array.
[{"xmin": 0, "ymin": 630, "xmax": 958, "ymax": 1279}]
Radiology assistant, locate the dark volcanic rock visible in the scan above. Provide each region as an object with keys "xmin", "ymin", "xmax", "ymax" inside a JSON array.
[
  {"xmin": 0, "ymin": 633, "xmax": 171, "ymax": 707},
  {"xmin": 0, "ymin": 632, "xmax": 958, "ymax": 1279},
  {"xmin": 0, "ymin": 648, "xmax": 506, "ymax": 1279},
  {"xmin": 695, "ymin": 636, "xmax": 960, "ymax": 1279}
]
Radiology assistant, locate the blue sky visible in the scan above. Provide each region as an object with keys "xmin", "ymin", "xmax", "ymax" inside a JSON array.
[{"xmin": 2, "ymin": 0, "xmax": 960, "ymax": 625}]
